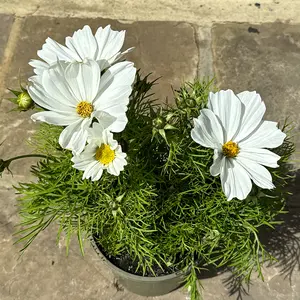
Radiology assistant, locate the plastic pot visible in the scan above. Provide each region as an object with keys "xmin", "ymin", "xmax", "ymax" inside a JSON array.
[{"xmin": 90, "ymin": 237, "xmax": 189, "ymax": 297}]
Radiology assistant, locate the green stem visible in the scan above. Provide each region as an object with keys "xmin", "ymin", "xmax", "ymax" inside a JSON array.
[{"xmin": 7, "ymin": 154, "xmax": 47, "ymax": 163}]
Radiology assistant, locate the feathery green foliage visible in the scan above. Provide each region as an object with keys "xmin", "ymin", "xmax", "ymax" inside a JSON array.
[{"xmin": 14, "ymin": 74, "xmax": 295, "ymax": 300}]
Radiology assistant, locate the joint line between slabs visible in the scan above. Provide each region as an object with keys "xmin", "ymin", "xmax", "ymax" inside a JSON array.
[{"xmin": 0, "ymin": 17, "xmax": 25, "ymax": 102}]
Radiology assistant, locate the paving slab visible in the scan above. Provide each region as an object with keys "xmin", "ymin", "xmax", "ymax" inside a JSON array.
[
  {"xmin": 211, "ymin": 21, "xmax": 300, "ymax": 300},
  {"xmin": 0, "ymin": 187, "xmax": 190, "ymax": 300},
  {"xmin": 0, "ymin": 14, "xmax": 14, "ymax": 63},
  {"xmin": 4, "ymin": 16, "xmax": 198, "ymax": 103},
  {"xmin": 212, "ymin": 22, "xmax": 300, "ymax": 167}
]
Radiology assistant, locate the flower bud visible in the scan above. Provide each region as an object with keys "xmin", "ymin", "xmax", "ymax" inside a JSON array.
[
  {"xmin": 175, "ymin": 97, "xmax": 187, "ymax": 109},
  {"xmin": 17, "ymin": 92, "xmax": 34, "ymax": 110},
  {"xmin": 185, "ymin": 98, "xmax": 196, "ymax": 108},
  {"xmin": 153, "ymin": 116, "xmax": 165, "ymax": 129}
]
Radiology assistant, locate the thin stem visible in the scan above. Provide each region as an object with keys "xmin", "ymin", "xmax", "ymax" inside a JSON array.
[{"xmin": 7, "ymin": 154, "xmax": 47, "ymax": 163}]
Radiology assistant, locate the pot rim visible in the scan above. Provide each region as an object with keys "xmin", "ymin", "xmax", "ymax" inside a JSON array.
[{"xmin": 90, "ymin": 236, "xmax": 187, "ymax": 282}]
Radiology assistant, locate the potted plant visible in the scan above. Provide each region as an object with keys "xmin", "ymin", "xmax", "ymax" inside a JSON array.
[{"xmin": 1, "ymin": 25, "xmax": 295, "ymax": 300}]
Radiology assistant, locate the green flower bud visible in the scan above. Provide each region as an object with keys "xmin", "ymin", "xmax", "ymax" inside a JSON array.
[
  {"xmin": 185, "ymin": 98, "xmax": 196, "ymax": 108},
  {"xmin": 153, "ymin": 116, "xmax": 165, "ymax": 129},
  {"xmin": 175, "ymin": 97, "xmax": 187, "ymax": 109},
  {"xmin": 17, "ymin": 92, "xmax": 34, "ymax": 110}
]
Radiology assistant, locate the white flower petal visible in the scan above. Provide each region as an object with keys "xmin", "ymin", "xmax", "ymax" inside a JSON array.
[
  {"xmin": 28, "ymin": 80, "xmax": 74, "ymax": 113},
  {"xmin": 29, "ymin": 59, "xmax": 49, "ymax": 75},
  {"xmin": 107, "ymin": 47, "xmax": 135, "ymax": 66},
  {"xmin": 103, "ymin": 129, "xmax": 114, "ymax": 145},
  {"xmin": 108, "ymin": 155, "xmax": 127, "ymax": 176},
  {"xmin": 58, "ymin": 119, "xmax": 88, "ymax": 153},
  {"xmin": 43, "ymin": 64, "xmax": 78, "ymax": 107},
  {"xmin": 235, "ymin": 91, "xmax": 266, "ymax": 142},
  {"xmin": 115, "ymin": 155, "xmax": 127, "ymax": 167},
  {"xmin": 72, "ymin": 155, "xmax": 95, "ymax": 170},
  {"xmin": 191, "ymin": 108, "xmax": 224, "ymax": 149},
  {"xmin": 90, "ymin": 111, "xmax": 117, "ymax": 134},
  {"xmin": 109, "ymin": 139, "xmax": 119, "ymax": 151},
  {"xmin": 88, "ymin": 123, "xmax": 117, "ymax": 146},
  {"xmin": 95, "ymin": 85, "xmax": 132, "ymax": 112},
  {"xmin": 220, "ymin": 159, "xmax": 252, "ymax": 201},
  {"xmin": 37, "ymin": 37, "xmax": 79, "ymax": 64},
  {"xmin": 238, "ymin": 148, "xmax": 280, "ymax": 168},
  {"xmin": 65, "ymin": 25, "xmax": 98, "ymax": 61},
  {"xmin": 82, "ymin": 161, "xmax": 99, "ymax": 180},
  {"xmin": 92, "ymin": 61, "xmax": 135, "ymax": 132},
  {"xmin": 32, "ymin": 25, "xmax": 132, "ymax": 75},
  {"xmin": 208, "ymin": 90, "xmax": 242, "ymax": 141},
  {"xmin": 70, "ymin": 128, "xmax": 89, "ymax": 155},
  {"xmin": 95, "ymin": 25, "xmax": 125, "ymax": 61},
  {"xmin": 94, "ymin": 61, "xmax": 136, "ymax": 107},
  {"xmin": 210, "ymin": 150, "xmax": 225, "ymax": 176},
  {"xmin": 89, "ymin": 164, "xmax": 103, "ymax": 181},
  {"xmin": 108, "ymin": 112, "xmax": 128, "ymax": 133},
  {"xmin": 81, "ymin": 60, "xmax": 101, "ymax": 101},
  {"xmin": 239, "ymin": 121, "xmax": 286, "ymax": 149},
  {"xmin": 236, "ymin": 157, "xmax": 275, "ymax": 190},
  {"xmin": 93, "ymin": 167, "xmax": 104, "ymax": 181},
  {"xmin": 107, "ymin": 162, "xmax": 119, "ymax": 176},
  {"xmin": 31, "ymin": 111, "xmax": 79, "ymax": 125},
  {"xmin": 81, "ymin": 143, "xmax": 99, "ymax": 157},
  {"xmin": 64, "ymin": 60, "xmax": 101, "ymax": 102},
  {"xmin": 87, "ymin": 122, "xmax": 106, "ymax": 142}
]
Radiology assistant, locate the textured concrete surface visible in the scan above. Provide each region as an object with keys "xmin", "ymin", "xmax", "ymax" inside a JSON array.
[
  {"xmin": 0, "ymin": 189, "xmax": 187, "ymax": 300},
  {"xmin": 1, "ymin": 2, "xmax": 300, "ymax": 300},
  {"xmin": 5, "ymin": 16, "xmax": 197, "ymax": 102},
  {"xmin": 212, "ymin": 22, "xmax": 300, "ymax": 167},
  {"xmin": 0, "ymin": 14, "xmax": 14, "ymax": 62},
  {"xmin": 0, "ymin": 0, "xmax": 299, "ymax": 25}
]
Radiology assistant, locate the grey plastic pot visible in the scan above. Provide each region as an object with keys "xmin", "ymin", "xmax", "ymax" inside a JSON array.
[{"xmin": 90, "ymin": 237, "xmax": 189, "ymax": 297}]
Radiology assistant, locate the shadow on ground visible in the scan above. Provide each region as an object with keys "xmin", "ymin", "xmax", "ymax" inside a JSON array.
[{"xmin": 223, "ymin": 170, "xmax": 300, "ymax": 300}]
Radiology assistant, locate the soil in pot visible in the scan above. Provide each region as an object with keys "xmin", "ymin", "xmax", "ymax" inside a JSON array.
[{"xmin": 93, "ymin": 238, "xmax": 181, "ymax": 277}]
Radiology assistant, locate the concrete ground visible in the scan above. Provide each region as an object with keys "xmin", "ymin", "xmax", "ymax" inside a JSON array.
[{"xmin": 1, "ymin": 1, "xmax": 300, "ymax": 299}]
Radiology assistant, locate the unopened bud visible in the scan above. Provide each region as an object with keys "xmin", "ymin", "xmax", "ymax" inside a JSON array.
[
  {"xmin": 175, "ymin": 97, "xmax": 187, "ymax": 109},
  {"xmin": 185, "ymin": 98, "xmax": 196, "ymax": 108},
  {"xmin": 153, "ymin": 116, "xmax": 165, "ymax": 129},
  {"xmin": 17, "ymin": 92, "xmax": 34, "ymax": 110}
]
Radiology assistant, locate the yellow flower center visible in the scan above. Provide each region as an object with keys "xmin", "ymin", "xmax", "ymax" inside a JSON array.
[
  {"xmin": 222, "ymin": 141, "xmax": 239, "ymax": 158},
  {"xmin": 95, "ymin": 144, "xmax": 115, "ymax": 165},
  {"xmin": 76, "ymin": 101, "xmax": 94, "ymax": 118}
]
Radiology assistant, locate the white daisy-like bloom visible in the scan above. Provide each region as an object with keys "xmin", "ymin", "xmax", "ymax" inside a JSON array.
[
  {"xmin": 28, "ymin": 59, "xmax": 136, "ymax": 154},
  {"xmin": 29, "ymin": 25, "xmax": 133, "ymax": 75},
  {"xmin": 191, "ymin": 90, "xmax": 286, "ymax": 201},
  {"xmin": 72, "ymin": 123, "xmax": 127, "ymax": 181}
]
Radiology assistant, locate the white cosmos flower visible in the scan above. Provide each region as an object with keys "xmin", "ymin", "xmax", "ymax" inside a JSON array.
[
  {"xmin": 29, "ymin": 25, "xmax": 133, "ymax": 75},
  {"xmin": 191, "ymin": 90, "xmax": 286, "ymax": 201},
  {"xmin": 72, "ymin": 123, "xmax": 127, "ymax": 181},
  {"xmin": 28, "ymin": 59, "xmax": 136, "ymax": 154}
]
